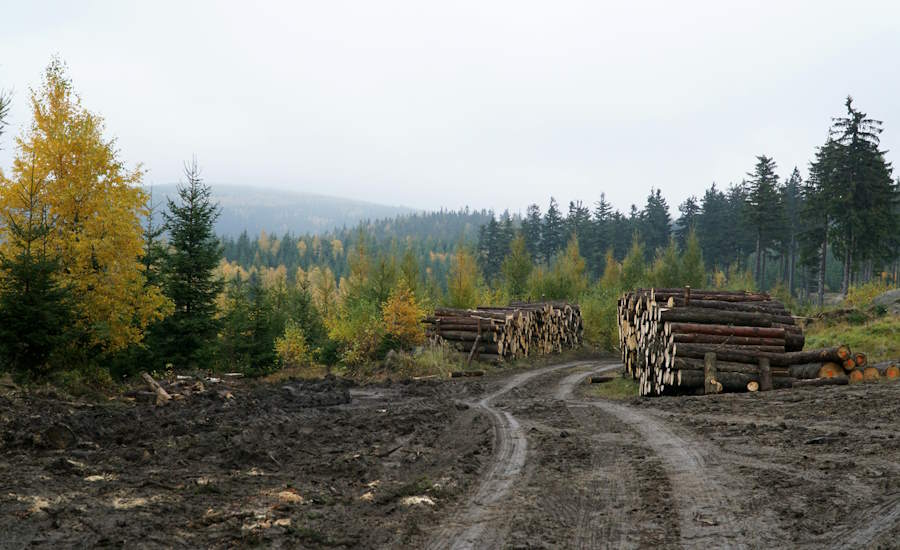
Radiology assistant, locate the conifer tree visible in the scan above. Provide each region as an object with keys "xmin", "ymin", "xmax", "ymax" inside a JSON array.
[
  {"xmin": 521, "ymin": 204, "xmax": 543, "ymax": 261},
  {"xmin": 781, "ymin": 168, "xmax": 803, "ymax": 295},
  {"xmin": 542, "ymin": 198, "xmax": 565, "ymax": 261},
  {"xmin": 501, "ymin": 234, "xmax": 532, "ymax": 299},
  {"xmin": 676, "ymin": 195, "xmax": 700, "ymax": 248},
  {"xmin": 744, "ymin": 156, "xmax": 782, "ymax": 289},
  {"xmin": 160, "ymin": 159, "xmax": 223, "ymax": 368},
  {"xmin": 640, "ymin": 188, "xmax": 671, "ymax": 255},
  {"xmin": 0, "ymin": 160, "xmax": 71, "ymax": 374}
]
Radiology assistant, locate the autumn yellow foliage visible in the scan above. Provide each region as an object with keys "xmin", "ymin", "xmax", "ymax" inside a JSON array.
[
  {"xmin": 0, "ymin": 60, "xmax": 171, "ymax": 351},
  {"xmin": 382, "ymin": 280, "xmax": 425, "ymax": 347},
  {"xmin": 274, "ymin": 320, "xmax": 312, "ymax": 368}
]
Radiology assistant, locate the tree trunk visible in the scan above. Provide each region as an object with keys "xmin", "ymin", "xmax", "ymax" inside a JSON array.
[
  {"xmin": 788, "ymin": 233, "xmax": 796, "ymax": 298},
  {"xmin": 817, "ymin": 226, "xmax": 827, "ymax": 308},
  {"xmin": 754, "ymin": 230, "xmax": 761, "ymax": 288}
]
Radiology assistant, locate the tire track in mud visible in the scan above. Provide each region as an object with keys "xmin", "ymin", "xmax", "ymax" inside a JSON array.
[
  {"xmin": 576, "ymin": 392, "xmax": 776, "ymax": 547},
  {"xmin": 426, "ymin": 361, "xmax": 595, "ymax": 550},
  {"xmin": 835, "ymin": 495, "xmax": 900, "ymax": 548},
  {"xmin": 554, "ymin": 363, "xmax": 645, "ymax": 549}
]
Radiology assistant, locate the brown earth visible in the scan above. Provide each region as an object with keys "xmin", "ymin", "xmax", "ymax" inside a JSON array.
[{"xmin": 2, "ymin": 361, "xmax": 899, "ymax": 549}]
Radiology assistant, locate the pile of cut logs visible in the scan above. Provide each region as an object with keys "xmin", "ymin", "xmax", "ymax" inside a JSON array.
[
  {"xmin": 426, "ymin": 301, "xmax": 583, "ymax": 363},
  {"xmin": 617, "ymin": 287, "xmax": 889, "ymax": 396}
]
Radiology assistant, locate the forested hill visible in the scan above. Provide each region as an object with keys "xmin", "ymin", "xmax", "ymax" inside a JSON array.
[
  {"xmin": 220, "ymin": 208, "xmax": 495, "ymax": 285},
  {"xmin": 147, "ymin": 184, "xmax": 415, "ymax": 236}
]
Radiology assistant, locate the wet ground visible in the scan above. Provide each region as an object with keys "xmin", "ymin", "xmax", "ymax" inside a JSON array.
[{"xmin": 2, "ymin": 361, "xmax": 899, "ymax": 549}]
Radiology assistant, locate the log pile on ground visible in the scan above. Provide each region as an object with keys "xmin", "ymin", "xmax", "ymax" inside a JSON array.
[
  {"xmin": 617, "ymin": 287, "xmax": 886, "ymax": 396},
  {"xmin": 426, "ymin": 302, "xmax": 583, "ymax": 363}
]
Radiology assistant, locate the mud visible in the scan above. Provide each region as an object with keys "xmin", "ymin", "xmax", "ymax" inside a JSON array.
[{"xmin": 2, "ymin": 363, "xmax": 900, "ymax": 548}]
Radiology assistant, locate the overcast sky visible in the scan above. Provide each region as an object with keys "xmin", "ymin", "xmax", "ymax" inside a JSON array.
[{"xmin": 2, "ymin": 1, "xmax": 899, "ymax": 215}]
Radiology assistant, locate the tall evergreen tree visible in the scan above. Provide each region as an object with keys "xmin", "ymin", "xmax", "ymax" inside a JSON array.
[
  {"xmin": 744, "ymin": 156, "xmax": 782, "ymax": 289},
  {"xmin": 160, "ymin": 159, "xmax": 224, "ymax": 368},
  {"xmin": 827, "ymin": 97, "xmax": 899, "ymax": 293},
  {"xmin": 675, "ymin": 195, "xmax": 700, "ymax": 248},
  {"xmin": 781, "ymin": 168, "xmax": 803, "ymax": 295},
  {"xmin": 521, "ymin": 204, "xmax": 543, "ymax": 261},
  {"xmin": 640, "ymin": 188, "xmax": 671, "ymax": 255},
  {"xmin": 696, "ymin": 183, "xmax": 729, "ymax": 268},
  {"xmin": 0, "ymin": 161, "xmax": 71, "ymax": 374},
  {"xmin": 542, "ymin": 197, "xmax": 565, "ymax": 261}
]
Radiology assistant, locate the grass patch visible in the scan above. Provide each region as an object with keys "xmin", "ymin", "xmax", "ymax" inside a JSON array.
[
  {"xmin": 584, "ymin": 371, "xmax": 639, "ymax": 400},
  {"xmin": 805, "ymin": 314, "xmax": 900, "ymax": 362}
]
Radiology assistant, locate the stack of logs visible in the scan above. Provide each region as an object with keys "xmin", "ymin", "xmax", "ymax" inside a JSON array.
[
  {"xmin": 425, "ymin": 302, "xmax": 583, "ymax": 363},
  {"xmin": 617, "ymin": 287, "xmax": 886, "ymax": 396}
]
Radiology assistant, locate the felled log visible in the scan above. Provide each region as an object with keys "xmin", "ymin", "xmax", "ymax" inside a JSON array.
[
  {"xmin": 666, "ymin": 323, "xmax": 786, "ymax": 339},
  {"xmin": 141, "ymin": 372, "xmax": 171, "ymax": 405},
  {"xmin": 862, "ymin": 367, "xmax": 881, "ymax": 381},
  {"xmin": 672, "ymin": 333, "xmax": 786, "ymax": 346},
  {"xmin": 450, "ymin": 371, "xmax": 484, "ymax": 378},
  {"xmin": 661, "ymin": 308, "xmax": 776, "ymax": 327},
  {"xmin": 854, "ymin": 353, "xmax": 868, "ymax": 368}
]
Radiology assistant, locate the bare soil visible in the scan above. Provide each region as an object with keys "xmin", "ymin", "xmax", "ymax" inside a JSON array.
[{"xmin": 2, "ymin": 361, "xmax": 899, "ymax": 549}]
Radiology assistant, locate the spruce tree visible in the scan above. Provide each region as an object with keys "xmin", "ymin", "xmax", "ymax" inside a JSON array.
[
  {"xmin": 640, "ymin": 188, "xmax": 671, "ymax": 255},
  {"xmin": 542, "ymin": 198, "xmax": 564, "ymax": 261},
  {"xmin": 744, "ymin": 156, "xmax": 782, "ymax": 289},
  {"xmin": 676, "ymin": 195, "xmax": 700, "ymax": 248},
  {"xmin": 160, "ymin": 159, "xmax": 224, "ymax": 368},
  {"xmin": 781, "ymin": 168, "xmax": 803, "ymax": 296},
  {"xmin": 0, "ymin": 163, "xmax": 71, "ymax": 374},
  {"xmin": 521, "ymin": 204, "xmax": 543, "ymax": 261}
]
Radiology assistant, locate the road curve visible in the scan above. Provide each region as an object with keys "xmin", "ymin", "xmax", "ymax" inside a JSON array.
[{"xmin": 427, "ymin": 360, "xmax": 596, "ymax": 550}]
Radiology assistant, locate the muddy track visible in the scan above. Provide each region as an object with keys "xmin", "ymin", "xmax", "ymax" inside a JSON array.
[
  {"xmin": 565, "ymin": 365, "xmax": 789, "ymax": 549},
  {"xmin": 555, "ymin": 364, "xmax": 642, "ymax": 549},
  {"xmin": 426, "ymin": 361, "xmax": 595, "ymax": 550}
]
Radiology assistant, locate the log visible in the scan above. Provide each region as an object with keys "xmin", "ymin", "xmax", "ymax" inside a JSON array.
[
  {"xmin": 854, "ymin": 352, "xmax": 868, "ymax": 368},
  {"xmin": 747, "ymin": 380, "xmax": 760, "ymax": 392},
  {"xmin": 871, "ymin": 363, "xmax": 899, "ymax": 379},
  {"xmin": 679, "ymin": 370, "xmax": 795, "ymax": 392},
  {"xmin": 849, "ymin": 370, "xmax": 864, "ymax": 383},
  {"xmin": 758, "ymin": 357, "xmax": 773, "ymax": 392},
  {"xmin": 672, "ymin": 333, "xmax": 786, "ymax": 346},
  {"xmin": 704, "ymin": 352, "xmax": 719, "ymax": 395},
  {"xmin": 667, "ymin": 323, "xmax": 786, "ymax": 339},
  {"xmin": 672, "ymin": 357, "xmax": 784, "ymax": 375},
  {"xmin": 676, "ymin": 344, "xmax": 786, "ymax": 356},
  {"xmin": 450, "ymin": 371, "xmax": 485, "ymax": 378},
  {"xmin": 661, "ymin": 308, "xmax": 775, "ymax": 327},
  {"xmin": 819, "ymin": 362, "xmax": 844, "ymax": 378},
  {"xmin": 788, "ymin": 363, "xmax": 826, "ymax": 379},
  {"xmin": 141, "ymin": 372, "xmax": 171, "ymax": 405},
  {"xmin": 793, "ymin": 376, "xmax": 849, "ymax": 387},
  {"xmin": 863, "ymin": 367, "xmax": 881, "ymax": 381}
]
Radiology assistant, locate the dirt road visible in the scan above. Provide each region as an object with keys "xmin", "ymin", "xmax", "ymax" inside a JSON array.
[{"xmin": 2, "ymin": 360, "xmax": 899, "ymax": 548}]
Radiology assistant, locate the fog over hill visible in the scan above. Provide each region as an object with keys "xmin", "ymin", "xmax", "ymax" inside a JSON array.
[{"xmin": 147, "ymin": 184, "xmax": 416, "ymax": 236}]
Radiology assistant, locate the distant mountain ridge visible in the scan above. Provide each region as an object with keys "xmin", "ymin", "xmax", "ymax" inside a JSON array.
[{"xmin": 147, "ymin": 184, "xmax": 416, "ymax": 236}]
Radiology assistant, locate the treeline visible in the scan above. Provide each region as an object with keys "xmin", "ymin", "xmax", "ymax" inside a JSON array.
[
  {"xmin": 220, "ymin": 207, "xmax": 492, "ymax": 291},
  {"xmin": 476, "ymin": 98, "xmax": 900, "ymax": 305},
  {"xmin": 2, "ymin": 61, "xmax": 899, "ymax": 385}
]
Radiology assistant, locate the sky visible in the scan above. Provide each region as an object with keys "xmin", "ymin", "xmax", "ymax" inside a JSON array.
[{"xmin": 2, "ymin": 1, "xmax": 900, "ymax": 216}]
